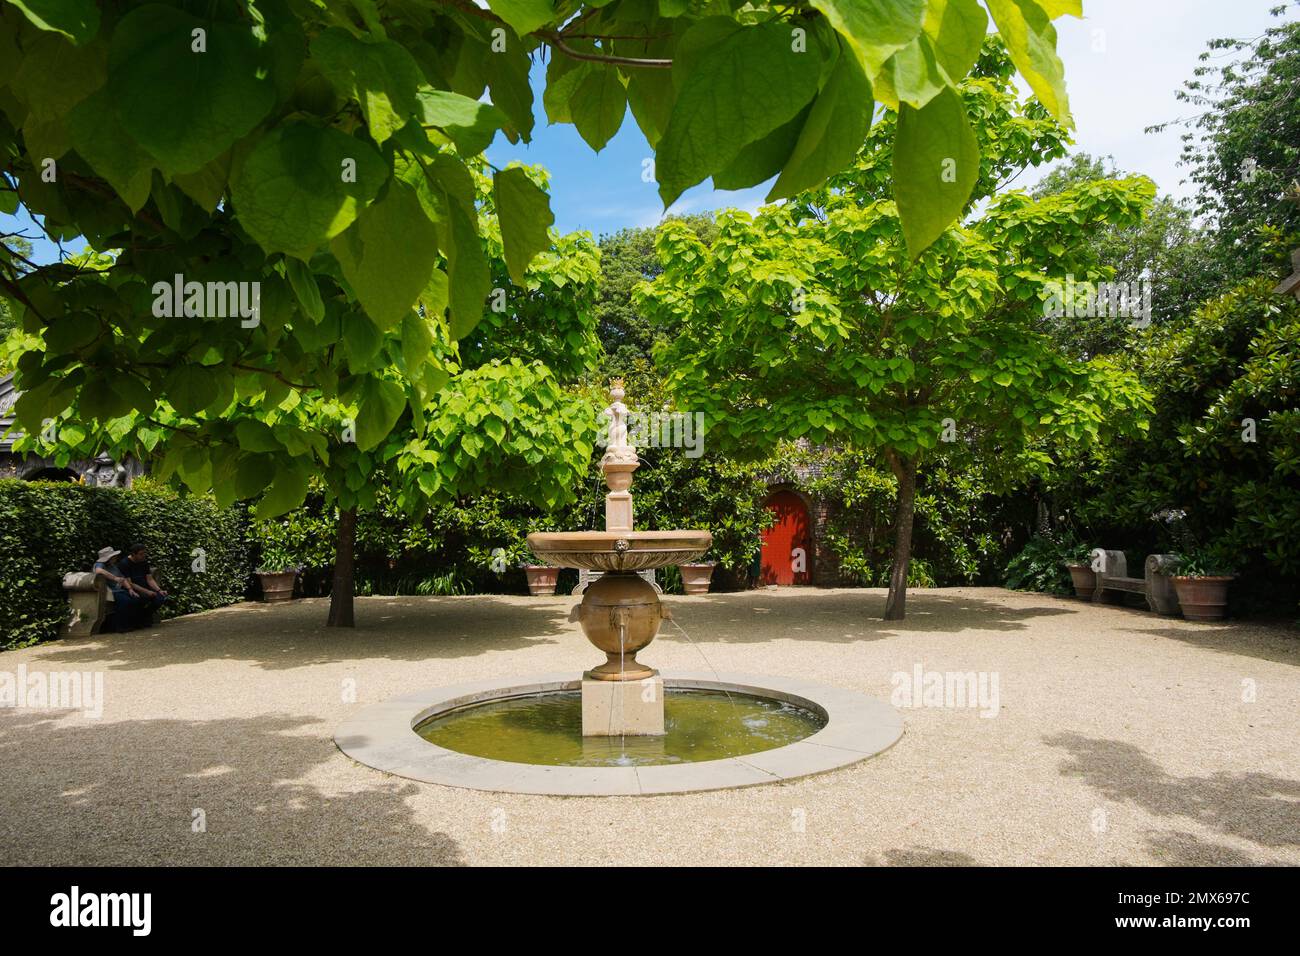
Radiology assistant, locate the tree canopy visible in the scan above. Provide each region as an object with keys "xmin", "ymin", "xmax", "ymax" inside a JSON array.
[
  {"xmin": 638, "ymin": 43, "xmax": 1152, "ymax": 618},
  {"xmin": 0, "ymin": 0, "xmax": 1080, "ymax": 506}
]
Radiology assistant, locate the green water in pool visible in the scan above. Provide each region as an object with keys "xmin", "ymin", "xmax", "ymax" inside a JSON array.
[{"xmin": 415, "ymin": 689, "xmax": 827, "ymax": 767}]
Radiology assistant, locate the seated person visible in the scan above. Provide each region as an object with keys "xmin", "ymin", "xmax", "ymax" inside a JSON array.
[
  {"xmin": 115, "ymin": 543, "xmax": 169, "ymax": 629},
  {"xmin": 92, "ymin": 546, "xmax": 137, "ymax": 632}
]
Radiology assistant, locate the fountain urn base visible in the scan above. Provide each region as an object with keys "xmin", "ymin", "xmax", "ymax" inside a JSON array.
[{"xmin": 568, "ymin": 572, "xmax": 670, "ymax": 682}]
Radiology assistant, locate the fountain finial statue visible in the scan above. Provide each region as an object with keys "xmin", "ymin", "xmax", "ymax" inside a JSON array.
[{"xmin": 601, "ymin": 378, "xmax": 638, "ymax": 470}]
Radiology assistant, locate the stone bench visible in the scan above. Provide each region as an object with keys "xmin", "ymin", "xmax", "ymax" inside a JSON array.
[
  {"xmin": 1089, "ymin": 549, "xmax": 1180, "ymax": 616},
  {"xmin": 61, "ymin": 571, "xmax": 110, "ymax": 637}
]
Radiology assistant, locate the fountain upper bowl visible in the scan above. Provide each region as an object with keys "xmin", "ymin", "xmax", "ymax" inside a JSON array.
[{"xmin": 527, "ymin": 530, "xmax": 712, "ymax": 572}]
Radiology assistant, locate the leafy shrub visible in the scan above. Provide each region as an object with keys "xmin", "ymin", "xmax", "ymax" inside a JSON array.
[
  {"xmin": 1004, "ymin": 533, "xmax": 1085, "ymax": 595},
  {"xmin": 1056, "ymin": 278, "xmax": 1300, "ymax": 613},
  {"xmin": 0, "ymin": 478, "xmax": 252, "ymax": 649},
  {"xmin": 799, "ymin": 446, "xmax": 1023, "ymax": 587},
  {"xmin": 1173, "ymin": 544, "xmax": 1239, "ymax": 578}
]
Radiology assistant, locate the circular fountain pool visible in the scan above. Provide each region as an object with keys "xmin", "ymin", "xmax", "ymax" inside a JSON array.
[
  {"xmin": 416, "ymin": 688, "xmax": 827, "ymax": 767},
  {"xmin": 335, "ymin": 672, "xmax": 904, "ymax": 796}
]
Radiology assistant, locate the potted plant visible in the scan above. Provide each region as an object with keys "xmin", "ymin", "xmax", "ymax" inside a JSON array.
[
  {"xmin": 1062, "ymin": 540, "xmax": 1098, "ymax": 599},
  {"xmin": 678, "ymin": 556, "xmax": 716, "ymax": 595},
  {"xmin": 256, "ymin": 546, "xmax": 300, "ymax": 603},
  {"xmin": 1170, "ymin": 546, "xmax": 1236, "ymax": 621},
  {"xmin": 521, "ymin": 548, "xmax": 559, "ymax": 596}
]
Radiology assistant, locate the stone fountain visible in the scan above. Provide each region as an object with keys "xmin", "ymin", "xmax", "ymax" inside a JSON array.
[{"xmin": 527, "ymin": 380, "xmax": 711, "ymax": 737}]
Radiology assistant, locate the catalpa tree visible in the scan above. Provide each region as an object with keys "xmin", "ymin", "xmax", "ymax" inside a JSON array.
[
  {"xmin": 639, "ymin": 44, "xmax": 1153, "ymax": 620},
  {"xmin": 4, "ymin": 159, "xmax": 602, "ymax": 626},
  {"xmin": 0, "ymin": 0, "xmax": 1079, "ymax": 623}
]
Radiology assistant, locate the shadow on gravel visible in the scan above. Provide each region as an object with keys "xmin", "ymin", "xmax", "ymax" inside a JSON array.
[
  {"xmin": 0, "ymin": 709, "xmax": 464, "ymax": 866},
  {"xmin": 1045, "ymin": 731, "xmax": 1300, "ymax": 859},
  {"xmin": 1117, "ymin": 623, "xmax": 1300, "ymax": 668},
  {"xmin": 661, "ymin": 590, "xmax": 1075, "ymax": 645},
  {"xmin": 25, "ymin": 595, "xmax": 574, "ymax": 672},
  {"xmin": 868, "ymin": 846, "xmax": 981, "ymax": 866}
]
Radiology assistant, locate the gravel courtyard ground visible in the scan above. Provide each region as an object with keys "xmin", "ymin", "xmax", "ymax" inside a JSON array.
[{"xmin": 1, "ymin": 587, "xmax": 1297, "ymax": 866}]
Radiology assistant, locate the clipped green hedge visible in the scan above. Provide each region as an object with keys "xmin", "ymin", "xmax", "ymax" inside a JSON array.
[{"xmin": 0, "ymin": 478, "xmax": 253, "ymax": 649}]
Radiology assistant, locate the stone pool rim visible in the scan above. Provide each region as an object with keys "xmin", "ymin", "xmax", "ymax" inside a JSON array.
[{"xmin": 334, "ymin": 671, "xmax": 904, "ymax": 796}]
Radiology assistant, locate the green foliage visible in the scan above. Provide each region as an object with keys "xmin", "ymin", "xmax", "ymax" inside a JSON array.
[
  {"xmin": 1156, "ymin": 8, "xmax": 1300, "ymax": 291},
  {"xmin": 593, "ymin": 216, "xmax": 718, "ymax": 376},
  {"xmin": 800, "ymin": 445, "xmax": 1019, "ymax": 586},
  {"xmin": 0, "ymin": 2, "xmax": 1079, "ymax": 618},
  {"xmin": 1057, "ymin": 278, "xmax": 1300, "ymax": 610},
  {"xmin": 1004, "ymin": 530, "xmax": 1086, "ymax": 594},
  {"xmin": 0, "ymin": 477, "xmax": 251, "ymax": 648},
  {"xmin": 1032, "ymin": 152, "xmax": 1207, "ymax": 353},
  {"xmin": 638, "ymin": 54, "xmax": 1148, "ymax": 615},
  {"xmin": 1173, "ymin": 543, "xmax": 1239, "ymax": 579}
]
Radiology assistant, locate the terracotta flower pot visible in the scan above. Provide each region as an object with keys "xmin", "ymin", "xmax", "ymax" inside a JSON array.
[
  {"xmin": 1065, "ymin": 564, "xmax": 1096, "ymax": 599},
  {"xmin": 524, "ymin": 565, "xmax": 559, "ymax": 596},
  {"xmin": 1171, "ymin": 576, "xmax": 1232, "ymax": 622},
  {"xmin": 679, "ymin": 562, "xmax": 716, "ymax": 595},
  {"xmin": 257, "ymin": 570, "xmax": 297, "ymax": 603}
]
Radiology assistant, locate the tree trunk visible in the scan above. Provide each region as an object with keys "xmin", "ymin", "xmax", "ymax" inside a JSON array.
[
  {"xmin": 883, "ymin": 454, "xmax": 917, "ymax": 622},
  {"xmin": 327, "ymin": 507, "xmax": 357, "ymax": 628}
]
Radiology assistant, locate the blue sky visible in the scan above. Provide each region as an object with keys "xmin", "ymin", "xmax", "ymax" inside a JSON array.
[{"xmin": 3, "ymin": 0, "xmax": 1289, "ymax": 261}]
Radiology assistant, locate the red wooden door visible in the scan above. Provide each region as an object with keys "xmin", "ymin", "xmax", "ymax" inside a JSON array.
[{"xmin": 761, "ymin": 491, "xmax": 811, "ymax": 585}]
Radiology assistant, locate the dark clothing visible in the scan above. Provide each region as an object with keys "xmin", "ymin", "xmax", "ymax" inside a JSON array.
[
  {"xmin": 118, "ymin": 557, "xmax": 152, "ymax": 588},
  {"xmin": 113, "ymin": 556, "xmax": 166, "ymax": 629}
]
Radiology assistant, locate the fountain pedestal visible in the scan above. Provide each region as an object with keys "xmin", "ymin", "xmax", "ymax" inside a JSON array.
[
  {"xmin": 581, "ymin": 673, "xmax": 664, "ymax": 736},
  {"xmin": 528, "ymin": 381, "xmax": 711, "ymax": 738}
]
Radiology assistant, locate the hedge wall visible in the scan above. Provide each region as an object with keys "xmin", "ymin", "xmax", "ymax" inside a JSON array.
[{"xmin": 0, "ymin": 478, "xmax": 253, "ymax": 650}]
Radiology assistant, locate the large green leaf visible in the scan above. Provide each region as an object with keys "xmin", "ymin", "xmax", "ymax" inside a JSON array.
[
  {"xmin": 486, "ymin": 0, "xmax": 556, "ymax": 37},
  {"xmin": 401, "ymin": 310, "xmax": 435, "ymax": 377},
  {"xmin": 893, "ymin": 85, "xmax": 979, "ymax": 257},
  {"xmin": 254, "ymin": 461, "xmax": 309, "ymax": 518},
  {"xmin": 341, "ymin": 311, "xmax": 383, "ymax": 368},
  {"xmin": 284, "ymin": 257, "xmax": 324, "ymax": 323},
  {"xmin": 66, "ymin": 89, "xmax": 153, "ymax": 212},
  {"xmin": 163, "ymin": 363, "xmax": 220, "ymax": 416},
  {"xmin": 331, "ymin": 180, "xmax": 438, "ymax": 328},
  {"xmin": 656, "ymin": 21, "xmax": 822, "ymax": 207},
  {"xmin": 234, "ymin": 454, "xmax": 276, "ymax": 499},
  {"xmin": 875, "ymin": 34, "xmax": 948, "ymax": 110},
  {"xmin": 109, "ymin": 4, "xmax": 275, "ymax": 174},
  {"xmin": 571, "ymin": 65, "xmax": 626, "ymax": 152},
  {"xmin": 311, "ymin": 29, "xmax": 424, "ymax": 144},
  {"xmin": 923, "ymin": 0, "xmax": 989, "ymax": 83},
  {"xmin": 985, "ymin": 0, "xmax": 1073, "ymax": 124},
  {"xmin": 809, "ymin": 0, "xmax": 926, "ymax": 80},
  {"xmin": 484, "ymin": 31, "xmax": 535, "ymax": 142},
  {"xmin": 416, "ymin": 88, "xmax": 508, "ymax": 154},
  {"xmin": 713, "ymin": 109, "xmax": 808, "ymax": 191},
  {"xmin": 235, "ymin": 420, "xmax": 281, "ymax": 453},
  {"xmin": 543, "ymin": 48, "xmax": 592, "ymax": 125},
  {"xmin": 230, "ymin": 123, "xmax": 388, "ymax": 260},
  {"xmin": 9, "ymin": 32, "xmax": 105, "ymax": 120},
  {"xmin": 493, "ymin": 167, "xmax": 554, "ymax": 286},
  {"xmin": 355, "ymin": 376, "xmax": 406, "ymax": 451},
  {"xmin": 769, "ymin": 47, "xmax": 872, "ymax": 200},
  {"xmin": 442, "ymin": 192, "xmax": 491, "ymax": 340},
  {"xmin": 5, "ymin": 0, "xmax": 99, "ymax": 45}
]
